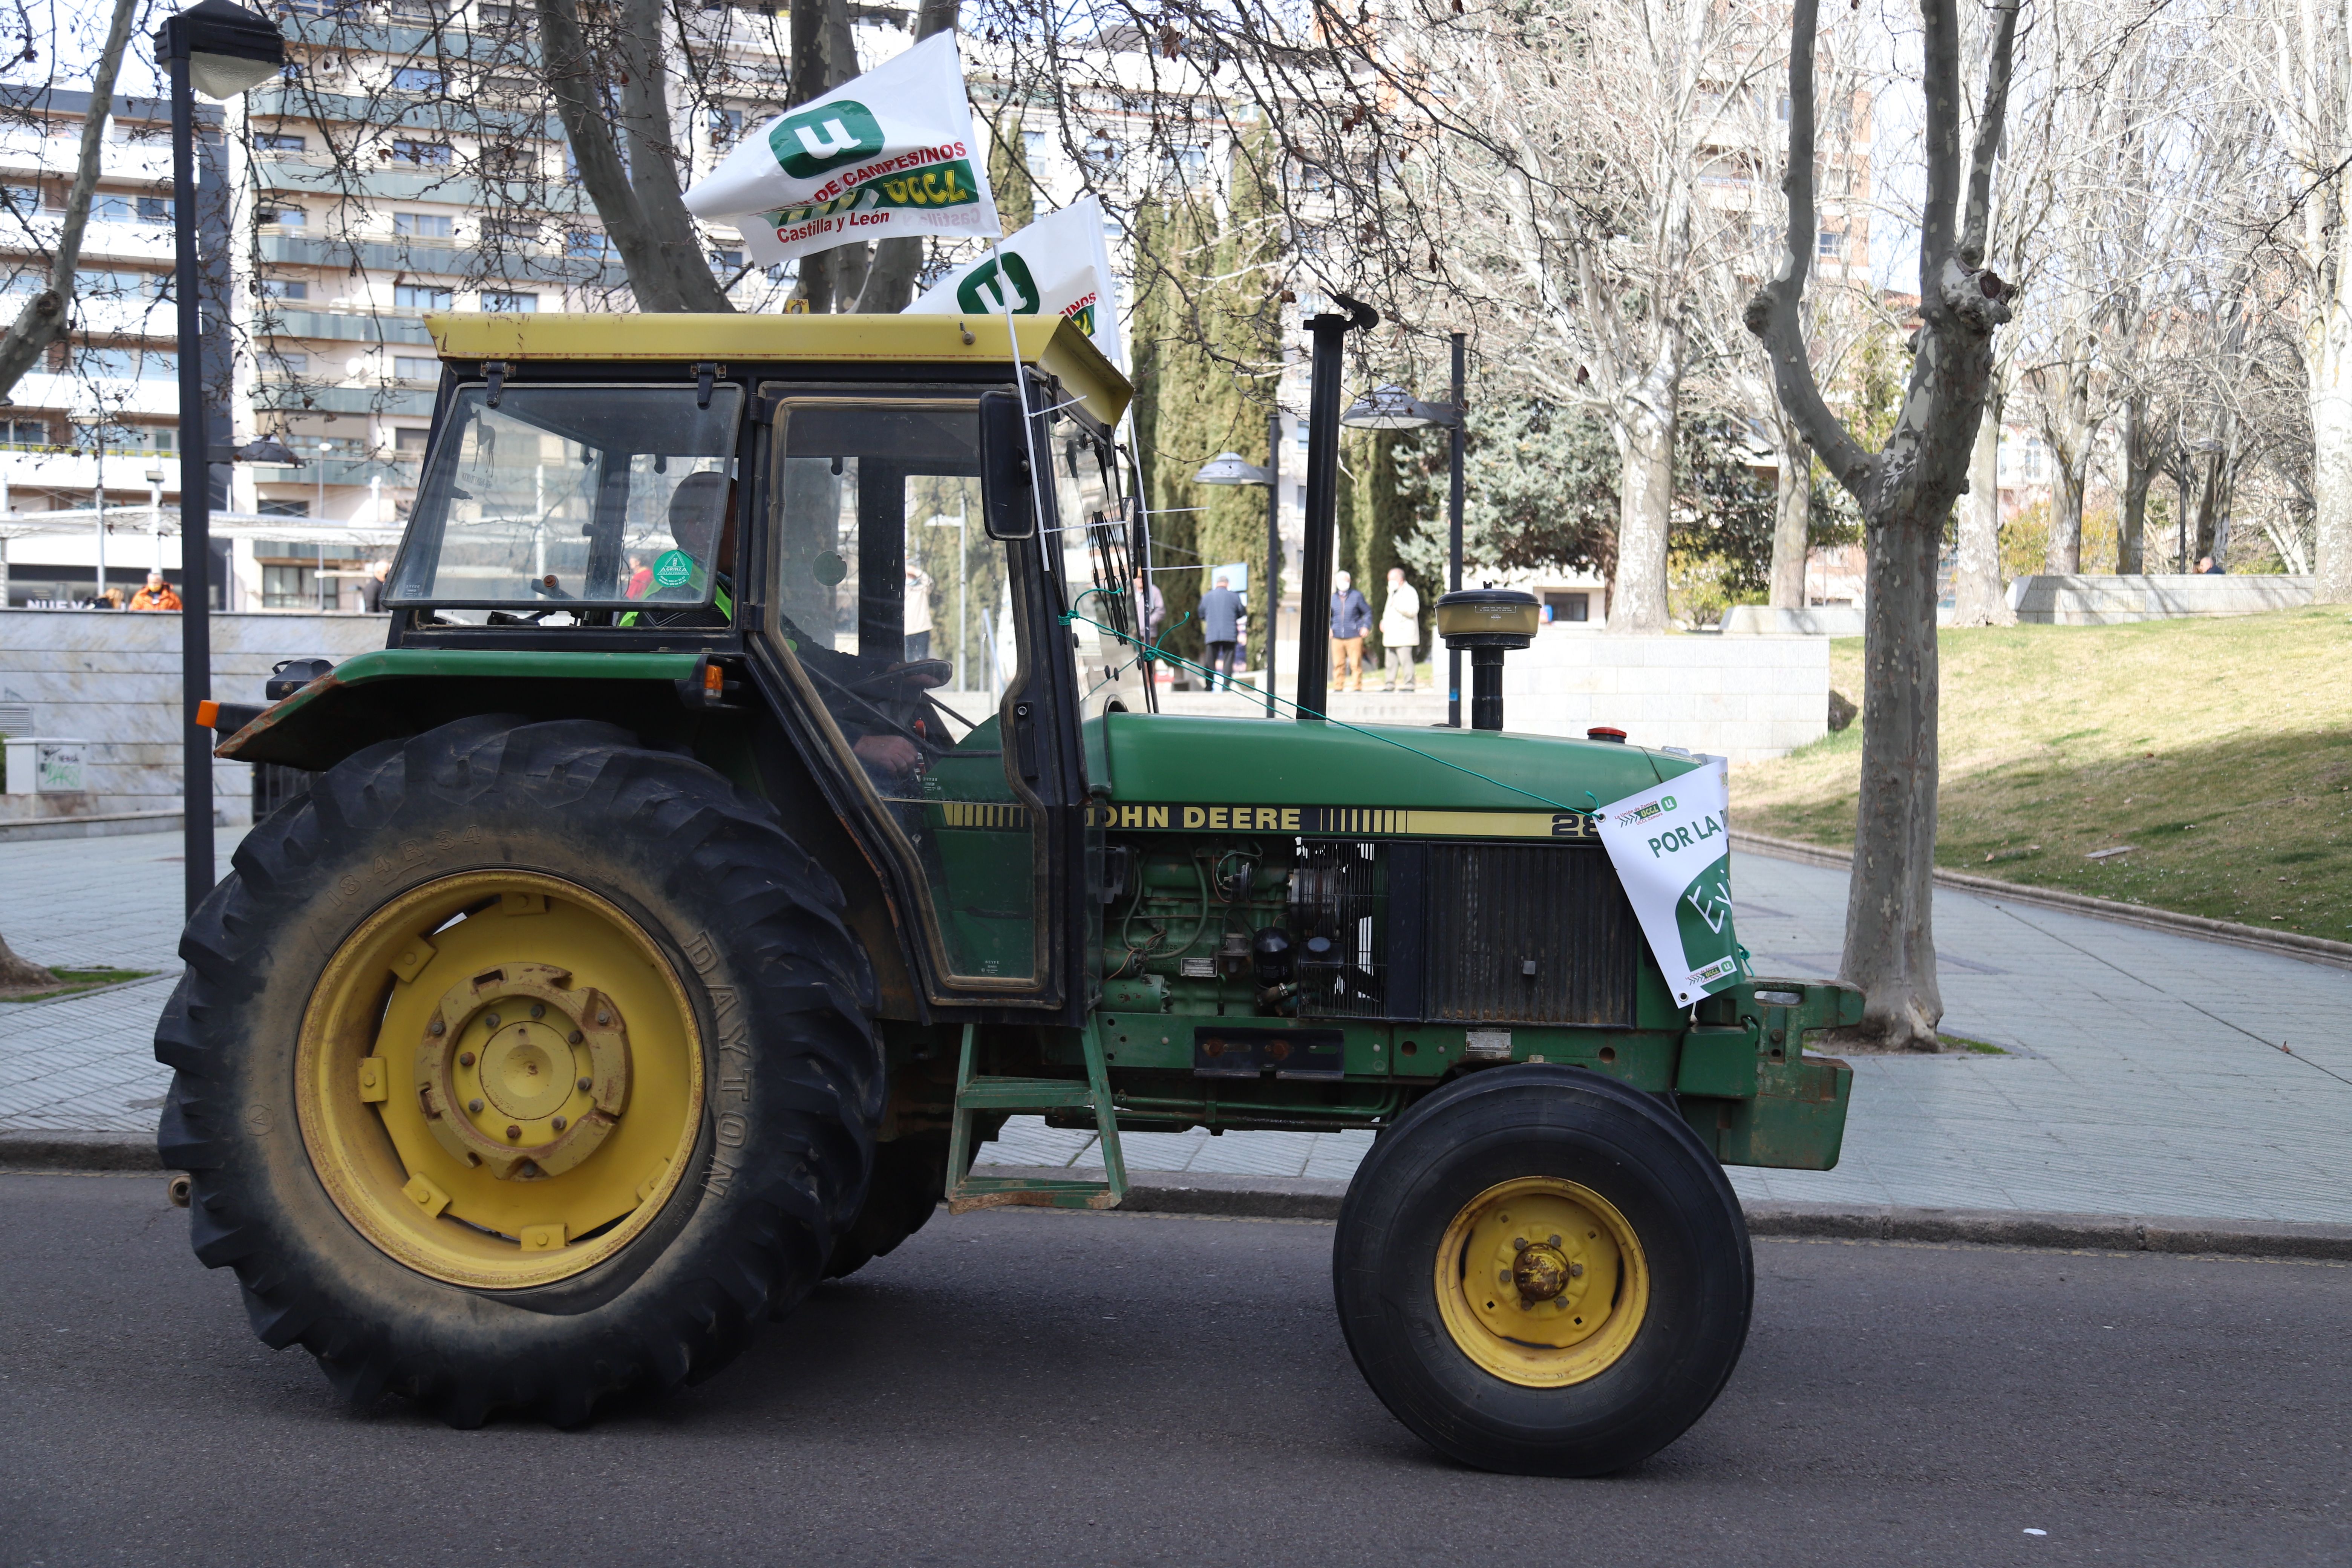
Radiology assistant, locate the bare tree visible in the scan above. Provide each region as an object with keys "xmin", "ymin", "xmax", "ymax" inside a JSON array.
[
  {"xmin": 1745, "ymin": 0, "xmax": 2020, "ymax": 1051},
  {"xmin": 0, "ymin": 0, "xmax": 137, "ymax": 398},
  {"xmin": 2264, "ymin": 0, "xmax": 2352, "ymax": 599}
]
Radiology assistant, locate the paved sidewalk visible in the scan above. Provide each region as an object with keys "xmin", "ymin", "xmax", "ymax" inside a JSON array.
[
  {"xmin": 3, "ymin": 832, "xmax": 2346, "ymax": 1229},
  {"xmin": 0, "ymin": 829, "xmax": 240, "ymax": 1137}
]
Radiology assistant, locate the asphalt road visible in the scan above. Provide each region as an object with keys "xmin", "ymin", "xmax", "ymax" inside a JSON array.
[{"xmin": 0, "ymin": 1173, "xmax": 2344, "ymax": 1568}]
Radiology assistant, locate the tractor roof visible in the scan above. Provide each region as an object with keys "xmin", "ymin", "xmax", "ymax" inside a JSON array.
[{"xmin": 422, "ymin": 312, "xmax": 1132, "ymax": 428}]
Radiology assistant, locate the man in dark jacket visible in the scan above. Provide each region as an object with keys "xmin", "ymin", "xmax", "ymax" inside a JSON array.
[
  {"xmin": 1199, "ymin": 572, "xmax": 1246, "ymax": 691},
  {"xmin": 1329, "ymin": 570, "xmax": 1371, "ymax": 693}
]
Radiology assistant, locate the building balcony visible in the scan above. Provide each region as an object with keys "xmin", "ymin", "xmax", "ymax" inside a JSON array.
[
  {"xmin": 0, "ymin": 446, "xmax": 182, "ymax": 498},
  {"xmin": 252, "ymin": 453, "xmax": 421, "ymax": 488}
]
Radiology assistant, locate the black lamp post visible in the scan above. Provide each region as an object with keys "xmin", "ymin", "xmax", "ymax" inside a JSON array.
[
  {"xmin": 156, "ymin": 0, "xmax": 284, "ymax": 916},
  {"xmin": 1340, "ymin": 332, "xmax": 1468, "ymax": 724},
  {"xmin": 1191, "ymin": 428, "xmax": 1282, "ymax": 717}
]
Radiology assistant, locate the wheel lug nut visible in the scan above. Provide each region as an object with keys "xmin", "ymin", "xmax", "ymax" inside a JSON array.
[
  {"xmin": 458, "ymin": 1051, "xmax": 475, "ymax": 1067},
  {"xmin": 485, "ymin": 1012, "xmax": 501, "ymax": 1028},
  {"xmin": 428, "ymin": 1018, "xmax": 446, "ymax": 1037},
  {"xmin": 505, "ymin": 1125, "xmax": 521, "ymax": 1140},
  {"xmin": 577, "ymin": 1076, "xmax": 593, "ymax": 1092},
  {"xmin": 468, "ymin": 1098, "xmax": 484, "ymax": 1113},
  {"xmin": 551, "ymin": 1115, "xmax": 567, "ymax": 1131},
  {"xmin": 596, "ymin": 1013, "xmax": 612, "ymax": 1027},
  {"xmin": 1512, "ymin": 1237, "xmax": 1528, "ymax": 1251},
  {"xmin": 1548, "ymin": 1234, "xmax": 1561, "ymax": 1246},
  {"xmin": 530, "ymin": 1003, "xmax": 545, "ymax": 1019},
  {"xmin": 568, "ymin": 1030, "xmax": 584, "ymax": 1045}
]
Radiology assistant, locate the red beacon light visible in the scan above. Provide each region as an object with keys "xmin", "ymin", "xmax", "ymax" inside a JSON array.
[{"xmin": 1586, "ymin": 726, "xmax": 1628, "ymax": 743}]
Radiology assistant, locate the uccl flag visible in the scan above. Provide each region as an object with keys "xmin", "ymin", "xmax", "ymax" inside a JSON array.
[
  {"xmin": 1593, "ymin": 760, "xmax": 1744, "ymax": 1006},
  {"xmin": 682, "ymin": 31, "xmax": 999, "ymax": 268},
  {"xmin": 905, "ymin": 196, "xmax": 1126, "ymax": 370}
]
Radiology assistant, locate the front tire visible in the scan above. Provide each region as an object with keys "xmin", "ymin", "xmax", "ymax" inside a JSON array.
[
  {"xmin": 1333, "ymin": 1064, "xmax": 1752, "ymax": 1475},
  {"xmin": 156, "ymin": 717, "xmax": 882, "ymax": 1425}
]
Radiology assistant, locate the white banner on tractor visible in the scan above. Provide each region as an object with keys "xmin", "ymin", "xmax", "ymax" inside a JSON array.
[
  {"xmin": 904, "ymin": 196, "xmax": 1127, "ymax": 369},
  {"xmin": 682, "ymin": 31, "xmax": 999, "ymax": 268},
  {"xmin": 1594, "ymin": 760, "xmax": 1744, "ymax": 1006}
]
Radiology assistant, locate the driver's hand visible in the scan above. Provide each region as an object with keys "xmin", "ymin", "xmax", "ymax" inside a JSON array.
[{"xmin": 853, "ymin": 734, "xmax": 921, "ymax": 774}]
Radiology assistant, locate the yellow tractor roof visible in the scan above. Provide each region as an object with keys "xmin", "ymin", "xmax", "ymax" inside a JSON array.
[{"xmin": 423, "ymin": 311, "xmax": 1132, "ymax": 428}]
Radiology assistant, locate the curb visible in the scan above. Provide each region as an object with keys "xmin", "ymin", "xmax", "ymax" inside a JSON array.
[
  {"xmin": 0, "ymin": 1130, "xmax": 161, "ymax": 1171},
  {"xmin": 1730, "ymin": 829, "xmax": 2352, "ymax": 972},
  {"xmin": 972, "ymin": 1166, "xmax": 2352, "ymax": 1261},
  {"xmin": 17, "ymin": 1142, "xmax": 2347, "ymax": 1263}
]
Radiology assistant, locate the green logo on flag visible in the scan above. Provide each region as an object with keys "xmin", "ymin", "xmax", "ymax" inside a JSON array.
[
  {"xmin": 1065, "ymin": 303, "xmax": 1096, "ymax": 337},
  {"xmin": 1674, "ymin": 853, "xmax": 1739, "ymax": 991},
  {"xmin": 957, "ymin": 252, "xmax": 1040, "ymax": 315},
  {"xmin": 770, "ymin": 100, "xmax": 885, "ymax": 179},
  {"xmin": 652, "ymin": 550, "xmax": 697, "ymax": 589}
]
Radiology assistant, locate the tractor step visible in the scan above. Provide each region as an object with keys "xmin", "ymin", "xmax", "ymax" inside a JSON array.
[{"xmin": 945, "ymin": 1022, "xmax": 1127, "ymax": 1215}]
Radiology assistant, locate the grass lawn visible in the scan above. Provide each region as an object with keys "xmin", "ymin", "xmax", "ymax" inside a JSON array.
[
  {"xmin": 0, "ymin": 967, "xmax": 157, "ymax": 1003},
  {"xmin": 1730, "ymin": 605, "xmax": 2352, "ymax": 940}
]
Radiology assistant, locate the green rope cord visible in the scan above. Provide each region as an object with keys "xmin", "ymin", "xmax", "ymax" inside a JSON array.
[{"xmin": 1058, "ymin": 606, "xmax": 1585, "ymax": 816}]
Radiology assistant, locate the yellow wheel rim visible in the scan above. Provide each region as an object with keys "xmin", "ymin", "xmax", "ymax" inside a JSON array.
[
  {"xmin": 296, "ymin": 871, "xmax": 704, "ymax": 1289},
  {"xmin": 1433, "ymin": 1176, "xmax": 1650, "ymax": 1387}
]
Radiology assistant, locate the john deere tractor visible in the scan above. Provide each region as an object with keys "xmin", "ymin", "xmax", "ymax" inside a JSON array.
[{"xmin": 161, "ymin": 308, "xmax": 1857, "ymax": 1475}]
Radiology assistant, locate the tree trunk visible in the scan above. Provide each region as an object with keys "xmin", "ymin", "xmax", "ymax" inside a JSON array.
[
  {"xmin": 2044, "ymin": 449, "xmax": 2086, "ymax": 573},
  {"xmin": 787, "ymin": 0, "xmax": 864, "ymax": 314},
  {"xmin": 1948, "ymin": 388, "xmax": 2011, "ymax": 624},
  {"xmin": 1609, "ymin": 370, "xmax": 1677, "ymax": 634},
  {"xmin": 2117, "ymin": 394, "xmax": 2151, "ymax": 574},
  {"xmin": 2309, "ymin": 232, "xmax": 2352, "ymax": 600},
  {"xmin": 537, "ymin": 0, "xmax": 733, "ymax": 312},
  {"xmin": 0, "ymin": 932, "xmax": 57, "ymax": 991},
  {"xmin": 2193, "ymin": 443, "xmax": 2225, "ymax": 562},
  {"xmin": 1767, "ymin": 432, "xmax": 1811, "ymax": 610},
  {"xmin": 1843, "ymin": 481, "xmax": 1946, "ymax": 1049},
  {"xmin": 853, "ymin": 0, "xmax": 959, "ymax": 313}
]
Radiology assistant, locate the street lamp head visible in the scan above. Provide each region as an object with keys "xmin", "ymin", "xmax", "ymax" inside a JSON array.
[
  {"xmin": 1193, "ymin": 451, "xmax": 1272, "ymax": 486},
  {"xmin": 1341, "ymin": 383, "xmax": 1455, "ymax": 430},
  {"xmin": 156, "ymin": 0, "xmax": 286, "ymax": 102}
]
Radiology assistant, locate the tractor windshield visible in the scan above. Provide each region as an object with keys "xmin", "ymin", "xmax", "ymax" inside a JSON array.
[{"xmin": 388, "ymin": 384, "xmax": 744, "ymax": 617}]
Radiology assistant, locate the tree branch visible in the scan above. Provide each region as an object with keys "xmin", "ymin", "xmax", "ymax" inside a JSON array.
[
  {"xmin": 1741, "ymin": 0, "xmax": 1872, "ymax": 493},
  {"xmin": 0, "ymin": 0, "xmax": 136, "ymax": 397},
  {"xmin": 535, "ymin": 0, "xmax": 725, "ymax": 312},
  {"xmin": 619, "ymin": 0, "xmax": 732, "ymax": 310},
  {"xmin": 1959, "ymin": 0, "xmax": 2023, "ymax": 265}
]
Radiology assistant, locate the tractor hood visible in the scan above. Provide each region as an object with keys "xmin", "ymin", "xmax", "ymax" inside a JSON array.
[{"xmin": 1089, "ymin": 711, "xmax": 1694, "ymax": 836}]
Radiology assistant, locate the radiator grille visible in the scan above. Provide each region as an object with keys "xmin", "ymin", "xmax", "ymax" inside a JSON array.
[{"xmin": 1424, "ymin": 844, "xmax": 1640, "ymax": 1025}]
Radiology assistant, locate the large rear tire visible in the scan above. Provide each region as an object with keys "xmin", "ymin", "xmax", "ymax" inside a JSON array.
[
  {"xmin": 1333, "ymin": 1064, "xmax": 1752, "ymax": 1475},
  {"xmin": 823, "ymin": 1133, "xmax": 948, "ymax": 1280},
  {"xmin": 156, "ymin": 716, "xmax": 882, "ymax": 1426}
]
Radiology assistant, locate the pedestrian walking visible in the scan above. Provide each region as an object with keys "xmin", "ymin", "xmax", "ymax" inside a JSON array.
[
  {"xmin": 1329, "ymin": 570, "xmax": 1370, "ymax": 693},
  {"xmin": 1377, "ymin": 567, "xmax": 1419, "ymax": 692},
  {"xmin": 359, "ymin": 560, "xmax": 392, "ymax": 612},
  {"xmin": 2196, "ymin": 554, "xmax": 2225, "ymax": 575},
  {"xmin": 1199, "ymin": 572, "xmax": 1245, "ymax": 691},
  {"xmin": 1133, "ymin": 572, "xmax": 1165, "ymax": 643},
  {"xmin": 127, "ymin": 571, "xmax": 181, "ymax": 611}
]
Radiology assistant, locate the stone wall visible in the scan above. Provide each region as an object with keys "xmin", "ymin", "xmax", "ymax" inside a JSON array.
[
  {"xmin": 0, "ymin": 610, "xmax": 390, "ymax": 827},
  {"xmin": 1498, "ymin": 628, "xmax": 1828, "ymax": 763},
  {"xmin": 2007, "ymin": 574, "xmax": 2313, "ymax": 624}
]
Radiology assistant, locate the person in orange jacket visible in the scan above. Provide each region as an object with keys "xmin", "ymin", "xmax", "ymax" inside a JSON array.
[{"xmin": 128, "ymin": 571, "xmax": 182, "ymax": 611}]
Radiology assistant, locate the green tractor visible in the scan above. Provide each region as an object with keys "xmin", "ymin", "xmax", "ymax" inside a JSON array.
[{"xmin": 162, "ymin": 309, "xmax": 1858, "ymax": 1475}]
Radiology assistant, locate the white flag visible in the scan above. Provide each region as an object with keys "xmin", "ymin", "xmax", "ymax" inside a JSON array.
[
  {"xmin": 1593, "ymin": 761, "xmax": 1744, "ymax": 1006},
  {"xmin": 905, "ymin": 196, "xmax": 1125, "ymax": 369},
  {"xmin": 682, "ymin": 31, "xmax": 999, "ymax": 268}
]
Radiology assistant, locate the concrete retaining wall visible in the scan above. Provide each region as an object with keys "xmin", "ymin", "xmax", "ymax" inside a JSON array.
[
  {"xmin": 0, "ymin": 610, "xmax": 389, "ymax": 828},
  {"xmin": 1720, "ymin": 604, "xmax": 1868, "ymax": 637},
  {"xmin": 1498, "ymin": 628, "xmax": 1829, "ymax": 763},
  {"xmin": 2007, "ymin": 573, "xmax": 2312, "ymax": 623}
]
